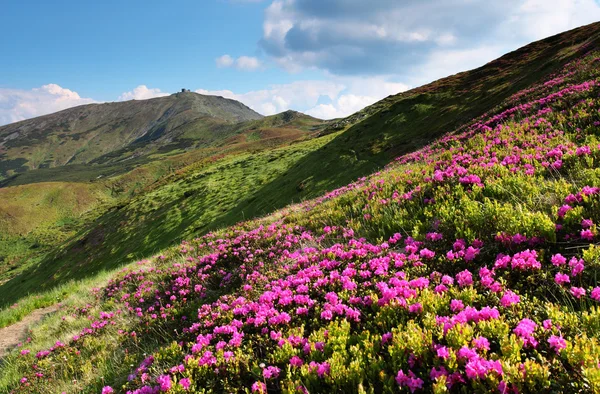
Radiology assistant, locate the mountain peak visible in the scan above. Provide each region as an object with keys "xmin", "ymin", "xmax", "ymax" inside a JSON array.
[{"xmin": 0, "ymin": 92, "xmax": 262, "ymax": 178}]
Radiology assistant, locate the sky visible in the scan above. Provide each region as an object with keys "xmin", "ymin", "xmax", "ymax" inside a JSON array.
[{"xmin": 1, "ymin": 0, "xmax": 600, "ymax": 125}]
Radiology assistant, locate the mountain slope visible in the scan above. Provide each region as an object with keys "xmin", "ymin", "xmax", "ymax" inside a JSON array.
[
  {"xmin": 0, "ymin": 110, "xmax": 327, "ymax": 298},
  {"xmin": 4, "ymin": 24, "xmax": 600, "ymax": 393},
  {"xmin": 1, "ymin": 23, "xmax": 600, "ymax": 310},
  {"xmin": 195, "ymin": 21, "xmax": 600, "ymax": 226},
  {"xmin": 0, "ymin": 91, "xmax": 262, "ymax": 179}
]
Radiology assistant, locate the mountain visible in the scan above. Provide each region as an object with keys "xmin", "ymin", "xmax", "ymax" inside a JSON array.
[
  {"xmin": 0, "ymin": 91, "xmax": 262, "ymax": 179},
  {"xmin": 3, "ymin": 22, "xmax": 600, "ymax": 393}
]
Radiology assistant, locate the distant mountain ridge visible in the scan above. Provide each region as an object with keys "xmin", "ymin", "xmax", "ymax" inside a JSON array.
[{"xmin": 0, "ymin": 91, "xmax": 262, "ymax": 178}]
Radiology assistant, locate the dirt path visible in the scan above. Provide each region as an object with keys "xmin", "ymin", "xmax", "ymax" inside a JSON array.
[{"xmin": 0, "ymin": 304, "xmax": 60, "ymax": 358}]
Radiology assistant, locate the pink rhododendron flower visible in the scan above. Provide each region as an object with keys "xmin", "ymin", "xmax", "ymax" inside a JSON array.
[
  {"xmin": 548, "ymin": 335, "xmax": 567, "ymax": 354},
  {"xmin": 396, "ymin": 370, "xmax": 424, "ymax": 393},
  {"xmin": 157, "ymin": 375, "xmax": 172, "ymax": 392},
  {"xmin": 555, "ymin": 272, "xmax": 570, "ymax": 285},
  {"xmin": 570, "ymin": 287, "xmax": 586, "ymax": 299},
  {"xmin": 456, "ymin": 270, "xmax": 473, "ymax": 287},
  {"xmin": 179, "ymin": 378, "xmax": 191, "ymax": 390},
  {"xmin": 591, "ymin": 287, "xmax": 600, "ymax": 301},
  {"xmin": 252, "ymin": 381, "xmax": 266, "ymax": 393},
  {"xmin": 500, "ymin": 290, "xmax": 520, "ymax": 307},
  {"xmin": 263, "ymin": 366, "xmax": 281, "ymax": 379}
]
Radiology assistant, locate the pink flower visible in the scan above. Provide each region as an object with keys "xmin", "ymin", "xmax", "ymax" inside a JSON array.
[
  {"xmin": 102, "ymin": 387, "xmax": 114, "ymax": 394},
  {"xmin": 426, "ymin": 232, "xmax": 443, "ymax": 241},
  {"xmin": 581, "ymin": 229, "xmax": 595, "ymax": 240},
  {"xmin": 570, "ymin": 287, "xmax": 586, "ymax": 299},
  {"xmin": 500, "ymin": 290, "xmax": 520, "ymax": 307},
  {"xmin": 381, "ymin": 332, "xmax": 393, "ymax": 345},
  {"xmin": 450, "ymin": 299, "xmax": 464, "ymax": 312},
  {"xmin": 396, "ymin": 370, "xmax": 424, "ymax": 393},
  {"xmin": 290, "ymin": 356, "xmax": 304, "ymax": 367},
  {"xmin": 576, "ymin": 146, "xmax": 591, "ymax": 156},
  {"xmin": 554, "ymin": 272, "xmax": 570, "ymax": 285},
  {"xmin": 551, "ymin": 254, "xmax": 567, "ymax": 266},
  {"xmin": 464, "ymin": 246, "xmax": 480, "ymax": 262},
  {"xmin": 263, "ymin": 366, "xmax": 281, "ymax": 379},
  {"xmin": 308, "ymin": 361, "xmax": 331, "ymax": 377},
  {"xmin": 409, "ymin": 303, "xmax": 423, "ymax": 314},
  {"xmin": 436, "ymin": 345, "xmax": 450, "ymax": 360},
  {"xmin": 557, "ymin": 205, "xmax": 572, "ymax": 218},
  {"xmin": 430, "ymin": 366, "xmax": 449, "ymax": 381},
  {"xmin": 581, "ymin": 218, "xmax": 594, "ymax": 228},
  {"xmin": 179, "ymin": 378, "xmax": 191, "ymax": 390},
  {"xmin": 157, "ymin": 375, "xmax": 172, "ymax": 392},
  {"xmin": 473, "ymin": 336, "xmax": 490, "ymax": 351},
  {"xmin": 569, "ymin": 257, "xmax": 585, "ymax": 276},
  {"xmin": 252, "ymin": 381, "xmax": 266, "ymax": 393},
  {"xmin": 510, "ymin": 250, "xmax": 541, "ymax": 271},
  {"xmin": 514, "ymin": 318, "xmax": 538, "ymax": 348},
  {"xmin": 591, "ymin": 287, "xmax": 600, "ymax": 301},
  {"xmin": 420, "ymin": 248, "xmax": 435, "ymax": 259},
  {"xmin": 548, "ymin": 335, "xmax": 567, "ymax": 353},
  {"xmin": 456, "ymin": 270, "xmax": 473, "ymax": 287}
]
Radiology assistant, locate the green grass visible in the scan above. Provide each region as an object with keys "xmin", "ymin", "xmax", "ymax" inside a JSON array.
[
  {"xmin": 0, "ymin": 269, "xmax": 116, "ymax": 328},
  {"xmin": 0, "ymin": 267, "xmax": 134, "ymax": 392},
  {"xmin": 0, "ymin": 132, "xmax": 339, "ymax": 306}
]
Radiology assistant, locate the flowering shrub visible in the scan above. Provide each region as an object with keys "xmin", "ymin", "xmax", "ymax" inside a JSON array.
[{"xmin": 8, "ymin": 41, "xmax": 600, "ymax": 394}]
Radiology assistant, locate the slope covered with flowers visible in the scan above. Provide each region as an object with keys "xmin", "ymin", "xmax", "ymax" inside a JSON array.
[{"xmin": 8, "ymin": 41, "xmax": 600, "ymax": 394}]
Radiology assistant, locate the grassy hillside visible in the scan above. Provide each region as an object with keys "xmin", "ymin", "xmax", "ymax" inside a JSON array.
[
  {"xmin": 0, "ymin": 111, "xmax": 327, "ymax": 304},
  {"xmin": 0, "ymin": 182, "xmax": 109, "ymax": 281},
  {"xmin": 0, "ymin": 132, "xmax": 337, "ymax": 305},
  {"xmin": 3, "ymin": 27, "xmax": 600, "ymax": 393},
  {"xmin": 0, "ymin": 91, "xmax": 262, "ymax": 179}
]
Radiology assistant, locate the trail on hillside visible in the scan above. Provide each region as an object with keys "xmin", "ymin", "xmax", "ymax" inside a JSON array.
[{"xmin": 0, "ymin": 305, "xmax": 60, "ymax": 358}]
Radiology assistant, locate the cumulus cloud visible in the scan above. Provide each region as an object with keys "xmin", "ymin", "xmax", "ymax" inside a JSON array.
[
  {"xmin": 216, "ymin": 55, "xmax": 263, "ymax": 71},
  {"xmin": 197, "ymin": 76, "xmax": 408, "ymax": 118},
  {"xmin": 259, "ymin": 0, "xmax": 600, "ymax": 76},
  {"xmin": 0, "ymin": 84, "xmax": 96, "ymax": 126},
  {"xmin": 236, "ymin": 56, "xmax": 262, "ymax": 71},
  {"xmin": 216, "ymin": 54, "xmax": 235, "ymax": 68},
  {"xmin": 306, "ymin": 94, "xmax": 377, "ymax": 119},
  {"xmin": 117, "ymin": 85, "xmax": 170, "ymax": 101},
  {"xmin": 197, "ymin": 80, "xmax": 344, "ymax": 115}
]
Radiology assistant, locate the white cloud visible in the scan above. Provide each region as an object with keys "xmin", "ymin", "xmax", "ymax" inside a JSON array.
[
  {"xmin": 197, "ymin": 76, "xmax": 409, "ymax": 119},
  {"xmin": 197, "ymin": 80, "xmax": 344, "ymax": 115},
  {"xmin": 216, "ymin": 55, "xmax": 263, "ymax": 71},
  {"xmin": 410, "ymin": 45, "xmax": 506, "ymax": 86},
  {"xmin": 0, "ymin": 84, "xmax": 96, "ymax": 126},
  {"xmin": 236, "ymin": 56, "xmax": 262, "ymax": 71},
  {"xmin": 503, "ymin": 0, "xmax": 600, "ymax": 40},
  {"xmin": 117, "ymin": 85, "xmax": 170, "ymax": 101},
  {"xmin": 216, "ymin": 54, "xmax": 234, "ymax": 68},
  {"xmin": 259, "ymin": 0, "xmax": 600, "ymax": 76},
  {"xmin": 306, "ymin": 94, "xmax": 377, "ymax": 119}
]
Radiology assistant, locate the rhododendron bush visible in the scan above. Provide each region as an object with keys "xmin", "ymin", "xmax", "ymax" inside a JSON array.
[{"xmin": 11, "ymin": 45, "xmax": 600, "ymax": 394}]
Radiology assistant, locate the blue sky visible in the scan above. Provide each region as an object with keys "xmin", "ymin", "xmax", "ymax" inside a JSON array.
[{"xmin": 1, "ymin": 0, "xmax": 600, "ymax": 125}]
